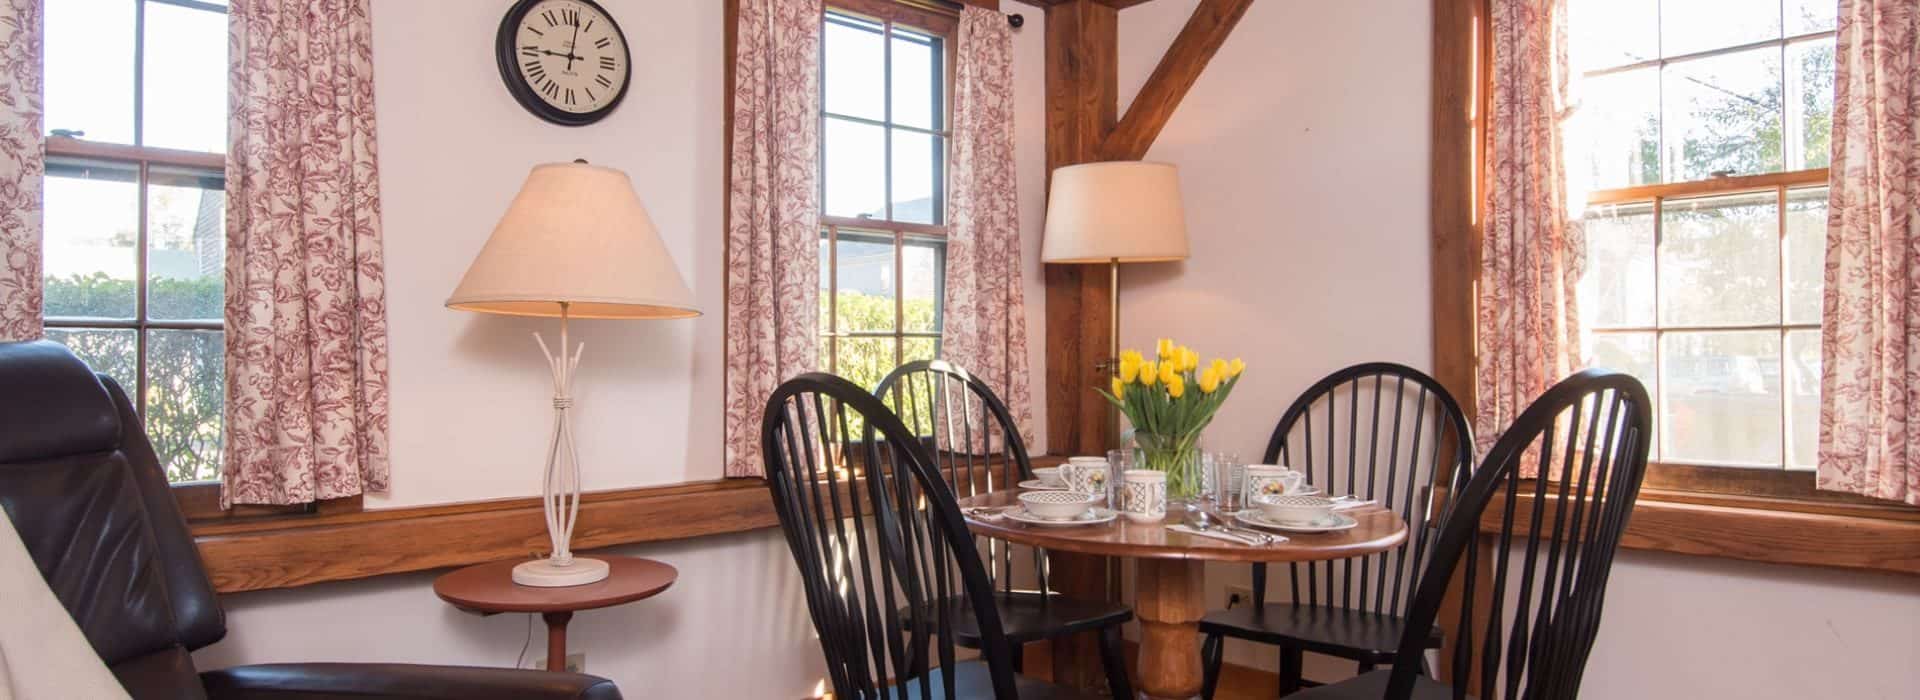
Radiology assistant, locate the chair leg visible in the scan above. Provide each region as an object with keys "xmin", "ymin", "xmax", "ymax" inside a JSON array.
[
  {"xmin": 1279, "ymin": 646, "xmax": 1304, "ymax": 696},
  {"xmin": 1356, "ymin": 659, "xmax": 1375, "ymax": 675},
  {"xmin": 1200, "ymin": 633, "xmax": 1225, "ymax": 700},
  {"xmin": 1010, "ymin": 644, "xmax": 1024, "ymax": 675},
  {"xmin": 1098, "ymin": 625, "xmax": 1135, "ymax": 700}
]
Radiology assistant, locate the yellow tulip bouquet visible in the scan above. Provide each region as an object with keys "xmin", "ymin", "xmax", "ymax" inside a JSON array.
[{"xmin": 1096, "ymin": 338, "xmax": 1246, "ymax": 501}]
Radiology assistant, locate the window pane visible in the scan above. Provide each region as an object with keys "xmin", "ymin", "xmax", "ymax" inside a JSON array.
[
  {"xmin": 1569, "ymin": 0, "xmax": 1658, "ymax": 73},
  {"xmin": 45, "ymin": 0, "xmax": 136, "ymax": 145},
  {"xmin": 824, "ymin": 117, "xmax": 886, "ymax": 219},
  {"xmin": 903, "ymin": 336, "xmax": 937, "ymax": 367},
  {"xmin": 836, "ymin": 337, "xmax": 897, "ymax": 393},
  {"xmin": 890, "ymin": 129, "xmax": 942, "ymax": 225},
  {"xmin": 43, "ymin": 328, "xmax": 137, "ymax": 395},
  {"xmin": 1661, "ymin": 330, "xmax": 1782, "ymax": 466},
  {"xmin": 1591, "ymin": 331, "xmax": 1659, "ymax": 459},
  {"xmin": 1659, "ymin": 191, "xmax": 1779, "ymax": 327},
  {"xmin": 1786, "ymin": 37, "xmax": 1836, "ymax": 170},
  {"xmin": 902, "ymin": 236, "xmax": 943, "ymax": 333},
  {"xmin": 1784, "ymin": 186, "xmax": 1827, "ymax": 325},
  {"xmin": 1663, "ymin": 48, "xmax": 1784, "ymax": 181},
  {"xmin": 43, "ymin": 159, "xmax": 139, "ymax": 319},
  {"xmin": 835, "ymin": 232, "xmax": 896, "ymax": 333},
  {"xmin": 1784, "ymin": 0, "xmax": 1838, "ymax": 34},
  {"xmin": 1785, "ymin": 329, "xmax": 1820, "ymax": 470},
  {"xmin": 142, "ymin": 2, "xmax": 229, "ymax": 153},
  {"xmin": 1577, "ymin": 67, "xmax": 1661, "ymax": 189},
  {"xmin": 1580, "ymin": 200, "xmax": 1656, "ymax": 327},
  {"xmin": 147, "ymin": 329, "xmax": 225, "ymax": 483},
  {"xmin": 1660, "ymin": 0, "xmax": 1781, "ymax": 58},
  {"xmin": 147, "ymin": 167, "xmax": 226, "ymax": 321},
  {"xmin": 890, "ymin": 29, "xmax": 941, "ymax": 130},
  {"xmin": 824, "ymin": 13, "xmax": 885, "ymax": 121}
]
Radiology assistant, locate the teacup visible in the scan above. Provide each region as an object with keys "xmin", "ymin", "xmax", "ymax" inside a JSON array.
[
  {"xmin": 1255, "ymin": 494, "xmax": 1335, "ymax": 525},
  {"xmin": 1243, "ymin": 465, "xmax": 1307, "ymax": 502},
  {"xmin": 1120, "ymin": 470, "xmax": 1167, "ymax": 523},
  {"xmin": 1032, "ymin": 466, "xmax": 1065, "ymax": 487},
  {"xmin": 1061, "ymin": 460, "xmax": 1111, "ymax": 496}
]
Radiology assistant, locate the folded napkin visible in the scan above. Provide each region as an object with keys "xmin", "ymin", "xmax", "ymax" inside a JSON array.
[
  {"xmin": 963, "ymin": 506, "xmax": 1017, "ymax": 521},
  {"xmin": 1169, "ymin": 524, "xmax": 1285, "ymax": 546}
]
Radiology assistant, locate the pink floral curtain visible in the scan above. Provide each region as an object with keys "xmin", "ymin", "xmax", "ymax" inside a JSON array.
[
  {"xmin": 943, "ymin": 6, "xmax": 1034, "ymax": 444},
  {"xmin": 1475, "ymin": 0, "xmax": 1584, "ymax": 464},
  {"xmin": 0, "ymin": 0, "xmax": 42, "ymax": 342},
  {"xmin": 223, "ymin": 0, "xmax": 391, "ymax": 506},
  {"xmin": 724, "ymin": 0, "xmax": 821, "ymax": 478},
  {"xmin": 1817, "ymin": 0, "xmax": 1919, "ymax": 506}
]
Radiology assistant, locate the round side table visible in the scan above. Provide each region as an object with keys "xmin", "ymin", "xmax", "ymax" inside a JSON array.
[{"xmin": 434, "ymin": 555, "xmax": 678, "ymax": 672}]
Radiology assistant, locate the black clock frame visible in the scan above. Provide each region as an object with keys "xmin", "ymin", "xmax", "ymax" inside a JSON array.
[{"xmin": 495, "ymin": 0, "xmax": 632, "ymax": 127}]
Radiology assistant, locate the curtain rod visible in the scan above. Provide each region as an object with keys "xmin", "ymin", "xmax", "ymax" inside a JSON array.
[{"xmin": 915, "ymin": 0, "xmax": 1026, "ymax": 27}]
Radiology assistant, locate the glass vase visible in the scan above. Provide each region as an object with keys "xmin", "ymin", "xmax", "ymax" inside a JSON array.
[{"xmin": 1134, "ymin": 430, "xmax": 1205, "ymax": 505}]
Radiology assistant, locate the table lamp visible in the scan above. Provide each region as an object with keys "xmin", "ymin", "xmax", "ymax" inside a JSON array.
[
  {"xmin": 448, "ymin": 161, "xmax": 701, "ymax": 587},
  {"xmin": 1042, "ymin": 161, "xmax": 1190, "ymax": 385}
]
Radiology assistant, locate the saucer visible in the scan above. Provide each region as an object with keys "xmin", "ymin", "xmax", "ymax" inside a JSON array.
[
  {"xmin": 1018, "ymin": 479, "xmax": 1067, "ymax": 491},
  {"xmin": 1004, "ymin": 507, "xmax": 1119, "ymax": 527},
  {"xmin": 1232, "ymin": 510, "xmax": 1358, "ymax": 533}
]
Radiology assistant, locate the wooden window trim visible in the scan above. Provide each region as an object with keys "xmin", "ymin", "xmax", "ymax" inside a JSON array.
[
  {"xmin": 1430, "ymin": 0, "xmax": 1919, "ymax": 576},
  {"xmin": 191, "ymin": 456, "xmax": 1064, "ymax": 593}
]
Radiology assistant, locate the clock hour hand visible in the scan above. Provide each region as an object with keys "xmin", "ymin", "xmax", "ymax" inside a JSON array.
[{"xmin": 566, "ymin": 20, "xmax": 582, "ymax": 71}]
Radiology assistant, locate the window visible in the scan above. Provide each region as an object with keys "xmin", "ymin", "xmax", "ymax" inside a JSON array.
[
  {"xmin": 42, "ymin": 0, "xmax": 230, "ymax": 487},
  {"xmin": 1569, "ymin": 1, "xmax": 1835, "ymax": 487},
  {"xmin": 818, "ymin": 1, "xmax": 952, "ymax": 393}
]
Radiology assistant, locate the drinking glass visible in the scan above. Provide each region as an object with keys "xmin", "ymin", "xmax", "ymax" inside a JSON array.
[{"xmin": 1211, "ymin": 451, "xmax": 1242, "ymax": 511}]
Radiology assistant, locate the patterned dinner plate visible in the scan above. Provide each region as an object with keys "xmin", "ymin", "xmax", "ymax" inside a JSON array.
[
  {"xmin": 1004, "ymin": 506, "xmax": 1119, "ymax": 527},
  {"xmin": 1232, "ymin": 510, "xmax": 1358, "ymax": 534}
]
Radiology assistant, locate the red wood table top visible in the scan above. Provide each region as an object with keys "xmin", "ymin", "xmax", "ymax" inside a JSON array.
[
  {"xmin": 955, "ymin": 490, "xmax": 1408, "ymax": 563},
  {"xmin": 433, "ymin": 555, "xmax": 678, "ymax": 614}
]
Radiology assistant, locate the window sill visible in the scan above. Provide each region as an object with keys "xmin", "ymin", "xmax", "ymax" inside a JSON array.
[{"xmin": 1477, "ymin": 487, "xmax": 1920, "ymax": 576}]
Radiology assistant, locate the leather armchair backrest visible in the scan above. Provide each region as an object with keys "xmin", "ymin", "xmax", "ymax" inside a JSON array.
[{"xmin": 0, "ymin": 341, "xmax": 227, "ymax": 669}]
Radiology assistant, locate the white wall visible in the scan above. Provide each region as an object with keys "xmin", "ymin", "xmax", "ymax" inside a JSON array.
[
  {"xmin": 192, "ymin": 2, "xmax": 1054, "ymax": 696},
  {"xmin": 1113, "ymin": 1, "xmax": 1920, "ymax": 697}
]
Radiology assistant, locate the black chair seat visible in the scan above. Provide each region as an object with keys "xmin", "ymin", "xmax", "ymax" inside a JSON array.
[
  {"xmin": 905, "ymin": 660, "xmax": 1104, "ymax": 700},
  {"xmin": 912, "ymin": 592, "xmax": 1134, "ymax": 646},
  {"xmin": 1199, "ymin": 604, "xmax": 1441, "ymax": 661},
  {"xmin": 1288, "ymin": 669, "xmax": 1463, "ymax": 700}
]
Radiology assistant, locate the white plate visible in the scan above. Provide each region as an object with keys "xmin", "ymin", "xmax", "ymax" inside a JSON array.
[
  {"xmin": 1232, "ymin": 510, "xmax": 1358, "ymax": 533},
  {"xmin": 1018, "ymin": 479, "xmax": 1067, "ymax": 491},
  {"xmin": 1004, "ymin": 506, "xmax": 1119, "ymax": 527}
]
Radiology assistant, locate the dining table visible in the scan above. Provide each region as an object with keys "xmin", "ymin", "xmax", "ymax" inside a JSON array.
[{"xmin": 955, "ymin": 490, "xmax": 1409, "ymax": 700}]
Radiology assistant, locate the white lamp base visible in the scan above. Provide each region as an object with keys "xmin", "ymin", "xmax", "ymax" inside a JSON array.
[{"xmin": 512, "ymin": 557, "xmax": 611, "ymax": 587}]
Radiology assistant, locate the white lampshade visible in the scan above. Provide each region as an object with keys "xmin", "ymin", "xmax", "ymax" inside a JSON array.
[
  {"xmin": 447, "ymin": 162, "xmax": 701, "ymax": 319},
  {"xmin": 1041, "ymin": 161, "xmax": 1190, "ymax": 264}
]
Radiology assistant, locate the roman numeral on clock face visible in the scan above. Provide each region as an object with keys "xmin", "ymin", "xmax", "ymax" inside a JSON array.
[
  {"xmin": 594, "ymin": 37, "xmax": 612, "ymax": 50},
  {"xmin": 599, "ymin": 56, "xmax": 616, "ymax": 70},
  {"xmin": 595, "ymin": 74, "xmax": 612, "ymax": 89}
]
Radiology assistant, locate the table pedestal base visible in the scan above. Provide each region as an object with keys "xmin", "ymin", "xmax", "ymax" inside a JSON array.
[
  {"xmin": 542, "ymin": 611, "xmax": 573, "ymax": 672},
  {"xmin": 1134, "ymin": 558, "xmax": 1206, "ymax": 699}
]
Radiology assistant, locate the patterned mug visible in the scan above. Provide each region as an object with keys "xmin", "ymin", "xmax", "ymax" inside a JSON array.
[
  {"xmin": 1061, "ymin": 460, "xmax": 1111, "ymax": 496},
  {"xmin": 1121, "ymin": 469, "xmax": 1167, "ymax": 523},
  {"xmin": 1243, "ymin": 465, "xmax": 1307, "ymax": 503}
]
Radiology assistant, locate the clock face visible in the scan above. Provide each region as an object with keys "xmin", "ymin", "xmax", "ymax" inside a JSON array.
[{"xmin": 498, "ymin": 0, "xmax": 630, "ymax": 125}]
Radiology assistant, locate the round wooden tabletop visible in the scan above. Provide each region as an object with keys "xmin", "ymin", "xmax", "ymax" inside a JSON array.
[
  {"xmin": 433, "ymin": 555, "xmax": 679, "ymax": 614},
  {"xmin": 955, "ymin": 490, "xmax": 1408, "ymax": 563}
]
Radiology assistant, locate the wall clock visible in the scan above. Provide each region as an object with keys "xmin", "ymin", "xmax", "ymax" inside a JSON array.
[{"xmin": 496, "ymin": 0, "xmax": 632, "ymax": 126}]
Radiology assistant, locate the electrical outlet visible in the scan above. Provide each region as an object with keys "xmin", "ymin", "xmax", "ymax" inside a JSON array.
[
  {"xmin": 534, "ymin": 653, "xmax": 586, "ymax": 673},
  {"xmin": 1225, "ymin": 584, "xmax": 1254, "ymax": 610}
]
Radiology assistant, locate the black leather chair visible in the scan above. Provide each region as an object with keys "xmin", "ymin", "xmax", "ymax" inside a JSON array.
[{"xmin": 0, "ymin": 340, "xmax": 621, "ymax": 700}]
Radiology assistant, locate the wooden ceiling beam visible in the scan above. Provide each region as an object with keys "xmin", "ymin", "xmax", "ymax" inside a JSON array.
[
  {"xmin": 1099, "ymin": 0, "xmax": 1254, "ymax": 160},
  {"xmin": 1030, "ymin": 0, "xmax": 1160, "ymax": 8}
]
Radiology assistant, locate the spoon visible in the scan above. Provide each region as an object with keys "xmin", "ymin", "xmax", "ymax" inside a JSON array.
[{"xmin": 1186, "ymin": 511, "xmax": 1266, "ymax": 545}]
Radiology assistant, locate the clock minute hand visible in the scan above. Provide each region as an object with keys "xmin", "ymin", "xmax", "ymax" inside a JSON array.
[{"xmin": 565, "ymin": 20, "xmax": 581, "ymax": 71}]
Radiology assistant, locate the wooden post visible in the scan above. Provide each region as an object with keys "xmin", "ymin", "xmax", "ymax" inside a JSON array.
[{"xmin": 1042, "ymin": 1, "xmax": 1121, "ymax": 690}]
